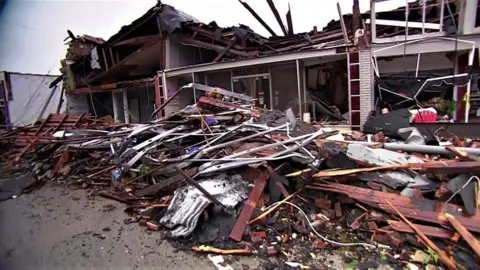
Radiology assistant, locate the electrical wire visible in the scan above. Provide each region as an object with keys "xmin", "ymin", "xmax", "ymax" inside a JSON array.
[
  {"xmin": 445, "ymin": 176, "xmax": 480, "ymax": 204},
  {"xmin": 145, "ymin": 83, "xmax": 151, "ymax": 113},
  {"xmin": 88, "ymin": 92, "xmax": 98, "ymax": 117},
  {"xmin": 261, "ymin": 201, "xmax": 379, "ymax": 249}
]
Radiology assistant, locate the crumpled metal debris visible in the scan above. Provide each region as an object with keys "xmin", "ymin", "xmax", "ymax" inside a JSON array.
[
  {"xmin": 397, "ymin": 127, "xmax": 426, "ymax": 145},
  {"xmin": 346, "ymin": 144, "xmax": 424, "ymax": 166},
  {"xmin": 160, "ymin": 173, "xmax": 248, "ymax": 238},
  {"xmin": 347, "ymin": 144, "xmax": 425, "ymax": 188}
]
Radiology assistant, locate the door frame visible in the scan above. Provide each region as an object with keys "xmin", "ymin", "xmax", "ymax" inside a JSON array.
[{"xmin": 231, "ymin": 72, "xmax": 272, "ymax": 109}]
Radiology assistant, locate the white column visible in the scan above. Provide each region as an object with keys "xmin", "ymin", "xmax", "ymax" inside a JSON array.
[
  {"xmin": 192, "ymin": 73, "xmax": 196, "ymax": 101},
  {"xmin": 122, "ymin": 88, "xmax": 130, "ymax": 124},
  {"xmin": 465, "ymin": 48, "xmax": 475, "ymax": 123},
  {"xmin": 296, "ymin": 59, "xmax": 302, "ymax": 117},
  {"xmin": 112, "ymin": 91, "xmax": 121, "ymax": 122},
  {"xmin": 370, "ymin": 1, "xmax": 376, "ymax": 43},
  {"xmin": 268, "ymin": 67, "xmax": 273, "ymax": 110},
  {"xmin": 302, "ymin": 63, "xmax": 307, "ymax": 113}
]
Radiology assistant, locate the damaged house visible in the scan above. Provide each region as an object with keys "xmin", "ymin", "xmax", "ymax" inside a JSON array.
[
  {"xmin": 61, "ymin": 0, "xmax": 480, "ymax": 132},
  {"xmin": 5, "ymin": 2, "xmax": 480, "ymax": 268},
  {"xmin": 60, "ymin": 1, "xmax": 362, "ymax": 128}
]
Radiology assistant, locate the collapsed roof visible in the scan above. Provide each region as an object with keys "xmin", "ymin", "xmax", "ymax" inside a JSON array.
[
  {"xmin": 60, "ymin": 1, "xmax": 361, "ymax": 90},
  {"xmin": 61, "ymin": 0, "xmax": 459, "ymax": 90}
]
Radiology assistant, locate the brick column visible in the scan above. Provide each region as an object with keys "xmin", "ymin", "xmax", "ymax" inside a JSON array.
[
  {"xmin": 359, "ymin": 50, "xmax": 373, "ymax": 128},
  {"xmin": 348, "ymin": 52, "xmax": 360, "ymax": 130}
]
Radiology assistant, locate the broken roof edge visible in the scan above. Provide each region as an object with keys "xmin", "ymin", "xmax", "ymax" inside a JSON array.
[
  {"xmin": 1, "ymin": 70, "xmax": 62, "ymax": 77},
  {"xmin": 68, "ymin": 77, "xmax": 156, "ymax": 95},
  {"xmin": 161, "ymin": 46, "xmax": 347, "ymax": 78}
]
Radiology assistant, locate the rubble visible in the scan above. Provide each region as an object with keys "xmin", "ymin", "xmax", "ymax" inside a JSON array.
[{"xmin": 2, "ymin": 83, "xmax": 480, "ymax": 269}]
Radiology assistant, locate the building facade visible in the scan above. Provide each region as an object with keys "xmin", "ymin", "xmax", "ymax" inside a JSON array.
[{"xmin": 63, "ymin": 0, "xmax": 480, "ymax": 130}]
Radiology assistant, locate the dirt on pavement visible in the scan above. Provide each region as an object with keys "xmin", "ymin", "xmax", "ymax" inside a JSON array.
[{"xmin": 0, "ymin": 181, "xmax": 256, "ymax": 270}]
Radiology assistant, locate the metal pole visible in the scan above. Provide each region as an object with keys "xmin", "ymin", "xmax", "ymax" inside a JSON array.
[
  {"xmin": 405, "ymin": 0, "xmax": 409, "ymax": 40},
  {"xmin": 415, "ymin": 53, "xmax": 421, "ymax": 78},
  {"xmin": 296, "ymin": 59, "xmax": 302, "ymax": 118},
  {"xmin": 422, "ymin": 0, "xmax": 426, "ymax": 34},
  {"xmin": 439, "ymin": 0, "xmax": 445, "ymax": 32},
  {"xmin": 342, "ymin": 140, "xmax": 480, "ymax": 156}
]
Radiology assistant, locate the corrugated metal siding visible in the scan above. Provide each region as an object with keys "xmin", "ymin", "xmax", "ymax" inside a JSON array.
[{"xmin": 7, "ymin": 73, "xmax": 66, "ymax": 125}]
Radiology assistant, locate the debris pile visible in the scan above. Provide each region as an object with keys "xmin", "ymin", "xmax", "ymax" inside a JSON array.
[{"xmin": 2, "ymin": 85, "xmax": 480, "ymax": 269}]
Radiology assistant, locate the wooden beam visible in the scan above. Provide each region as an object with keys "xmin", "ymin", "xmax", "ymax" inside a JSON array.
[
  {"xmin": 180, "ymin": 37, "xmax": 255, "ymax": 58},
  {"xmin": 34, "ymin": 113, "xmax": 51, "ymax": 136},
  {"xmin": 388, "ymin": 220, "xmax": 455, "ymax": 239},
  {"xmin": 213, "ymin": 37, "xmax": 237, "ymax": 62},
  {"xmin": 14, "ymin": 114, "xmax": 52, "ymax": 162},
  {"xmin": 86, "ymin": 41, "xmax": 161, "ymax": 85},
  {"xmin": 386, "ymin": 200, "xmax": 457, "ymax": 270},
  {"xmin": 238, "ymin": 0, "xmax": 277, "ymax": 37},
  {"xmin": 187, "ymin": 25, "xmax": 245, "ymax": 50},
  {"xmin": 230, "ymin": 171, "xmax": 268, "ymax": 241},
  {"xmin": 444, "ymin": 213, "xmax": 480, "ymax": 258},
  {"xmin": 337, "ymin": 2, "xmax": 349, "ymax": 43},
  {"xmin": 69, "ymin": 78, "xmax": 155, "ymax": 94},
  {"xmin": 112, "ymin": 35, "xmax": 161, "ymax": 47},
  {"xmin": 52, "ymin": 113, "xmax": 68, "ymax": 133},
  {"xmin": 266, "ymin": 0, "xmax": 288, "ymax": 36},
  {"xmin": 286, "ymin": 4, "xmax": 293, "ymax": 36},
  {"xmin": 73, "ymin": 113, "xmax": 84, "ymax": 127},
  {"xmin": 50, "ymin": 147, "xmax": 71, "ymax": 177}
]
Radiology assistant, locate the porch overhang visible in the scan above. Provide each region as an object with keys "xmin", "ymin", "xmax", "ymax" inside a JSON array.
[
  {"xmin": 160, "ymin": 47, "xmax": 342, "ymax": 78},
  {"xmin": 68, "ymin": 77, "xmax": 155, "ymax": 94},
  {"xmin": 372, "ymin": 34, "xmax": 480, "ymax": 57}
]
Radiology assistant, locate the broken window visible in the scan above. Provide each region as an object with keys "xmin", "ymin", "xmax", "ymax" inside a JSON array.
[
  {"xmin": 373, "ymin": 52, "xmax": 466, "ymax": 122},
  {"xmin": 305, "ymin": 58, "xmax": 349, "ymax": 124}
]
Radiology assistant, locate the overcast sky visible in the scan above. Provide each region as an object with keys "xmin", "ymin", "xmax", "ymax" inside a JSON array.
[{"xmin": 0, "ymin": 0, "xmax": 411, "ymax": 75}]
